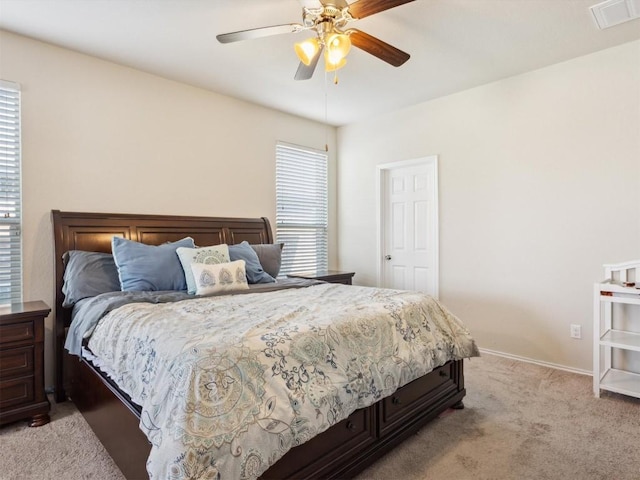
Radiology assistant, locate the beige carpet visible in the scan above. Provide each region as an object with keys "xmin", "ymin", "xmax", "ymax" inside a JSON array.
[{"xmin": 1, "ymin": 353, "xmax": 638, "ymax": 480}]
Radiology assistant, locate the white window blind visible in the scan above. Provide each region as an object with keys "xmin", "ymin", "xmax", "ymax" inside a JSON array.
[
  {"xmin": 0, "ymin": 81, "xmax": 22, "ymax": 305},
  {"xmin": 276, "ymin": 142, "xmax": 328, "ymax": 275}
]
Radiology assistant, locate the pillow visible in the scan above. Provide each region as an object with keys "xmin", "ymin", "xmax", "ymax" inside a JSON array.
[
  {"xmin": 112, "ymin": 236, "xmax": 195, "ymax": 291},
  {"xmin": 176, "ymin": 245, "xmax": 230, "ymax": 294},
  {"xmin": 229, "ymin": 241, "xmax": 275, "ymax": 284},
  {"xmin": 190, "ymin": 260, "xmax": 250, "ymax": 295},
  {"xmin": 250, "ymin": 243, "xmax": 284, "ymax": 278},
  {"xmin": 62, "ymin": 251, "xmax": 121, "ymax": 307}
]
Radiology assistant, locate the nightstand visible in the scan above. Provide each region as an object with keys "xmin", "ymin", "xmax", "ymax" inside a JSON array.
[
  {"xmin": 288, "ymin": 270, "xmax": 355, "ymax": 285},
  {"xmin": 0, "ymin": 301, "xmax": 51, "ymax": 427}
]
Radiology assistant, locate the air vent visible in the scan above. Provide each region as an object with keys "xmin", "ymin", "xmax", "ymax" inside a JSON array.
[{"xmin": 590, "ymin": 0, "xmax": 640, "ymax": 29}]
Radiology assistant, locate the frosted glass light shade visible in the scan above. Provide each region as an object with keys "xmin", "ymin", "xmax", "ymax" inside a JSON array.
[
  {"xmin": 324, "ymin": 33, "xmax": 351, "ymax": 67},
  {"xmin": 324, "ymin": 56, "xmax": 347, "ymax": 72},
  {"xmin": 294, "ymin": 37, "xmax": 320, "ymax": 65}
]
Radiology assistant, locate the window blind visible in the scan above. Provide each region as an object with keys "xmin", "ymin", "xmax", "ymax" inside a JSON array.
[
  {"xmin": 276, "ymin": 142, "xmax": 328, "ymax": 275},
  {"xmin": 0, "ymin": 81, "xmax": 22, "ymax": 305}
]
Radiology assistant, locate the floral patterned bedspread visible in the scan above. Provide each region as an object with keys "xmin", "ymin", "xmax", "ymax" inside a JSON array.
[{"xmin": 86, "ymin": 283, "xmax": 479, "ymax": 480}]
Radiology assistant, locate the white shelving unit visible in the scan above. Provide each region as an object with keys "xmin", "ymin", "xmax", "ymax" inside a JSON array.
[{"xmin": 593, "ymin": 260, "xmax": 640, "ymax": 398}]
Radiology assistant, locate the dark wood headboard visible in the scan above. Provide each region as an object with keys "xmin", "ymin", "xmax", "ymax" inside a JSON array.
[{"xmin": 51, "ymin": 210, "xmax": 273, "ymax": 401}]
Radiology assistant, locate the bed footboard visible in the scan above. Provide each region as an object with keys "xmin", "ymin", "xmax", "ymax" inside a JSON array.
[{"xmin": 70, "ymin": 356, "xmax": 464, "ymax": 480}]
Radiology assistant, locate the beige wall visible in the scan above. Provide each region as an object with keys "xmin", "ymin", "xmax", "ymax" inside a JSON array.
[
  {"xmin": 0, "ymin": 30, "xmax": 337, "ymax": 387},
  {"xmin": 337, "ymin": 40, "xmax": 640, "ymax": 372}
]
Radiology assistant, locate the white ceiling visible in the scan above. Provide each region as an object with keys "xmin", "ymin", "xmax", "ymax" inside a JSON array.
[{"xmin": 1, "ymin": 0, "xmax": 639, "ymax": 126}]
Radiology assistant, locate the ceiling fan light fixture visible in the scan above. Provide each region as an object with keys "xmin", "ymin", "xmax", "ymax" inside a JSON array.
[
  {"xmin": 294, "ymin": 37, "xmax": 320, "ymax": 66},
  {"xmin": 324, "ymin": 56, "xmax": 347, "ymax": 72},
  {"xmin": 324, "ymin": 32, "xmax": 351, "ymax": 65}
]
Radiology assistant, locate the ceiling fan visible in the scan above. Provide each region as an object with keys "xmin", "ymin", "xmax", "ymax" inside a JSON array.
[{"xmin": 216, "ymin": 0, "xmax": 415, "ymax": 80}]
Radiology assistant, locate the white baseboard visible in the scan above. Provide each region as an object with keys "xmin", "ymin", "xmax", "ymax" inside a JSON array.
[{"xmin": 479, "ymin": 348, "xmax": 592, "ymax": 377}]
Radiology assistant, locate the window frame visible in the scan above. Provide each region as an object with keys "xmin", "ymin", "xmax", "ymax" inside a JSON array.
[{"xmin": 275, "ymin": 141, "xmax": 328, "ymax": 276}]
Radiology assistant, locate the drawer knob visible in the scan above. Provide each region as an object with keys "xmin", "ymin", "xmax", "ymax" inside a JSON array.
[
  {"xmin": 392, "ymin": 396, "xmax": 402, "ymax": 405},
  {"xmin": 439, "ymin": 370, "xmax": 448, "ymax": 377},
  {"xmin": 346, "ymin": 421, "xmax": 356, "ymax": 431}
]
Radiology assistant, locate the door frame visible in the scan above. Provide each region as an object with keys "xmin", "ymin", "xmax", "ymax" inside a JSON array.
[{"xmin": 375, "ymin": 155, "xmax": 439, "ymax": 298}]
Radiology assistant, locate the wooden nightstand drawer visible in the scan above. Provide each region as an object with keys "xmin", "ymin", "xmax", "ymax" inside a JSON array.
[
  {"xmin": 0, "ymin": 301, "xmax": 50, "ymax": 427},
  {"xmin": 0, "ymin": 375, "xmax": 35, "ymax": 409},
  {"xmin": 0, "ymin": 345, "xmax": 34, "ymax": 379},
  {"xmin": 0, "ymin": 321, "xmax": 34, "ymax": 345}
]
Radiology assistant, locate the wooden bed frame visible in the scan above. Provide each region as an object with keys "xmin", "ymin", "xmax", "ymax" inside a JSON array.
[{"xmin": 52, "ymin": 210, "xmax": 467, "ymax": 480}]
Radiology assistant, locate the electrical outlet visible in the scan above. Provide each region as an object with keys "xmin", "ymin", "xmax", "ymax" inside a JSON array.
[{"xmin": 570, "ymin": 324, "xmax": 582, "ymax": 339}]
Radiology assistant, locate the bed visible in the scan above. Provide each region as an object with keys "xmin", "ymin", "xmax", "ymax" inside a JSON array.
[{"xmin": 52, "ymin": 210, "xmax": 478, "ymax": 480}]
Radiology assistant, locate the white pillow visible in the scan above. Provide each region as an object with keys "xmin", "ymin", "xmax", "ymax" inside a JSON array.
[
  {"xmin": 177, "ymin": 244, "xmax": 230, "ymax": 294},
  {"xmin": 190, "ymin": 260, "xmax": 249, "ymax": 295}
]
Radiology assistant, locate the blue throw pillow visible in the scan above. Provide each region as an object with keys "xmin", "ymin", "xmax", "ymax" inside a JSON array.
[
  {"xmin": 112, "ymin": 236, "xmax": 195, "ymax": 291},
  {"xmin": 229, "ymin": 241, "xmax": 275, "ymax": 284}
]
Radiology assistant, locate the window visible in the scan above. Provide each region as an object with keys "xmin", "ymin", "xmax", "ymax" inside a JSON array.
[
  {"xmin": 276, "ymin": 142, "xmax": 328, "ymax": 275},
  {"xmin": 0, "ymin": 81, "xmax": 22, "ymax": 304}
]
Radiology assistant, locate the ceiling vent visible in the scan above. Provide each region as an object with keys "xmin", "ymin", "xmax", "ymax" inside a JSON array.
[{"xmin": 590, "ymin": 0, "xmax": 640, "ymax": 29}]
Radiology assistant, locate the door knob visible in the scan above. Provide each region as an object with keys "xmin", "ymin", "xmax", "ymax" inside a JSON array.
[{"xmin": 385, "ymin": 255, "xmax": 392, "ymax": 260}]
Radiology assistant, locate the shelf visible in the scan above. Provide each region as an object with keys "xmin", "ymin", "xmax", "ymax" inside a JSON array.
[
  {"xmin": 594, "ymin": 261, "xmax": 640, "ymax": 400},
  {"xmin": 598, "ymin": 281, "xmax": 640, "ymax": 295},
  {"xmin": 598, "ymin": 282, "xmax": 640, "ymax": 303},
  {"xmin": 599, "ymin": 368, "xmax": 640, "ymax": 398},
  {"xmin": 600, "ymin": 329, "xmax": 640, "ymax": 352},
  {"xmin": 599, "ymin": 295, "xmax": 640, "ymax": 306}
]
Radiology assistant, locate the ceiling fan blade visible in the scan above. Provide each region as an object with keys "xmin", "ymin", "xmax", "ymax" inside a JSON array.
[
  {"xmin": 349, "ymin": 29, "xmax": 410, "ymax": 67},
  {"xmin": 294, "ymin": 46, "xmax": 323, "ymax": 80},
  {"xmin": 348, "ymin": 0, "xmax": 415, "ymax": 19},
  {"xmin": 216, "ymin": 24, "xmax": 302, "ymax": 44}
]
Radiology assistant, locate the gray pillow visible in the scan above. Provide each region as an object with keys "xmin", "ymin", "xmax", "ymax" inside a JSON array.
[
  {"xmin": 112, "ymin": 236, "xmax": 195, "ymax": 291},
  {"xmin": 62, "ymin": 251, "xmax": 121, "ymax": 307},
  {"xmin": 229, "ymin": 241, "xmax": 275, "ymax": 284},
  {"xmin": 251, "ymin": 243, "xmax": 284, "ymax": 278}
]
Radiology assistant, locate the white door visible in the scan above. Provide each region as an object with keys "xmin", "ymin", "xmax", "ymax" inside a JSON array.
[{"xmin": 378, "ymin": 157, "xmax": 439, "ymax": 297}]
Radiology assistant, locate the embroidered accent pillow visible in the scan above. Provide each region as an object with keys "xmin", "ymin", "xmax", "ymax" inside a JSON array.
[
  {"xmin": 190, "ymin": 260, "xmax": 249, "ymax": 295},
  {"xmin": 177, "ymin": 245, "xmax": 231, "ymax": 294}
]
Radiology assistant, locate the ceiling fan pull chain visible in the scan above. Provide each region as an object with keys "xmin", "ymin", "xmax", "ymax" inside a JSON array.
[{"xmin": 324, "ymin": 68, "xmax": 329, "ymax": 152}]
